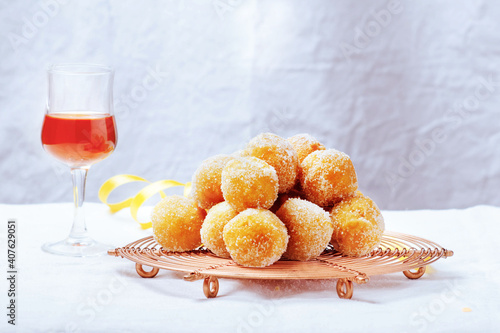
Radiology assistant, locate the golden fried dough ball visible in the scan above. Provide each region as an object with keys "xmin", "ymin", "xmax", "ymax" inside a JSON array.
[
  {"xmin": 152, "ymin": 195, "xmax": 206, "ymax": 252},
  {"xmin": 221, "ymin": 157, "xmax": 279, "ymax": 212},
  {"xmin": 243, "ymin": 133, "xmax": 299, "ymax": 193},
  {"xmin": 223, "ymin": 208, "xmax": 288, "ymax": 267},
  {"xmin": 200, "ymin": 201, "xmax": 238, "ymax": 258},
  {"xmin": 287, "ymin": 133, "xmax": 326, "ymax": 163},
  {"xmin": 269, "ymin": 188, "xmax": 306, "ymax": 213},
  {"xmin": 300, "ymin": 149, "xmax": 358, "ymax": 206},
  {"xmin": 287, "ymin": 134, "xmax": 326, "ymax": 189},
  {"xmin": 190, "ymin": 154, "xmax": 234, "ymax": 210},
  {"xmin": 276, "ymin": 198, "xmax": 333, "ymax": 261},
  {"xmin": 330, "ymin": 194, "xmax": 385, "ymax": 257}
]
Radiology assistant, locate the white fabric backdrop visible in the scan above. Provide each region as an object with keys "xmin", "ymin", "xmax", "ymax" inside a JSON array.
[{"xmin": 1, "ymin": 0, "xmax": 499, "ymax": 209}]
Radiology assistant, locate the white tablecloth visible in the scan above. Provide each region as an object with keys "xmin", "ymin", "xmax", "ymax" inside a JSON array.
[{"xmin": 1, "ymin": 203, "xmax": 499, "ymax": 333}]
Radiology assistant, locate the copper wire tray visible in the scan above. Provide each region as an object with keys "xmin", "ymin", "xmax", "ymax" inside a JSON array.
[{"xmin": 108, "ymin": 231, "xmax": 453, "ymax": 299}]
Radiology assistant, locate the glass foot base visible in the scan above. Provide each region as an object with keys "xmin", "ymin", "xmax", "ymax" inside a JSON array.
[{"xmin": 42, "ymin": 237, "xmax": 113, "ymax": 257}]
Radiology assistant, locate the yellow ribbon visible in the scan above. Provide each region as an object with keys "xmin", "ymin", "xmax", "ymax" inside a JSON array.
[{"xmin": 98, "ymin": 174, "xmax": 191, "ymax": 229}]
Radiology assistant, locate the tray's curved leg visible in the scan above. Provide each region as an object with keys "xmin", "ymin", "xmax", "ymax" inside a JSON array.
[
  {"xmin": 336, "ymin": 278, "xmax": 353, "ymax": 299},
  {"xmin": 203, "ymin": 276, "xmax": 219, "ymax": 298},
  {"xmin": 403, "ymin": 266, "xmax": 426, "ymax": 279},
  {"xmin": 136, "ymin": 263, "xmax": 160, "ymax": 278}
]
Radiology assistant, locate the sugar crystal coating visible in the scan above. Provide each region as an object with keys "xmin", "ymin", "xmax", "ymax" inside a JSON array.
[
  {"xmin": 191, "ymin": 154, "xmax": 234, "ymax": 210},
  {"xmin": 151, "ymin": 195, "xmax": 206, "ymax": 252},
  {"xmin": 300, "ymin": 149, "xmax": 358, "ymax": 207},
  {"xmin": 183, "ymin": 133, "xmax": 385, "ymax": 262},
  {"xmin": 243, "ymin": 133, "xmax": 299, "ymax": 193},
  {"xmin": 223, "ymin": 208, "xmax": 289, "ymax": 267},
  {"xmin": 288, "ymin": 134, "xmax": 326, "ymax": 189},
  {"xmin": 200, "ymin": 201, "xmax": 238, "ymax": 258},
  {"xmin": 276, "ymin": 198, "xmax": 333, "ymax": 261},
  {"xmin": 221, "ymin": 156, "xmax": 279, "ymax": 212},
  {"xmin": 270, "ymin": 188, "xmax": 306, "ymax": 213},
  {"xmin": 330, "ymin": 193, "xmax": 385, "ymax": 257},
  {"xmin": 287, "ymin": 133, "xmax": 326, "ymax": 163}
]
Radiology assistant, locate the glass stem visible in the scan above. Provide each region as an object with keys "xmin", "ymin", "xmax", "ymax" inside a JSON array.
[{"xmin": 68, "ymin": 167, "xmax": 90, "ymax": 243}]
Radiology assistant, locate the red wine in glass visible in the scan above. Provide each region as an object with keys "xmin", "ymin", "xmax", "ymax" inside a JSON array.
[
  {"xmin": 42, "ymin": 63, "xmax": 117, "ymax": 257},
  {"xmin": 42, "ymin": 113, "xmax": 117, "ymax": 167}
]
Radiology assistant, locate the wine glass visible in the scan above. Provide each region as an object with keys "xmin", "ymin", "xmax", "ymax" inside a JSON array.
[{"xmin": 41, "ymin": 63, "xmax": 117, "ymax": 257}]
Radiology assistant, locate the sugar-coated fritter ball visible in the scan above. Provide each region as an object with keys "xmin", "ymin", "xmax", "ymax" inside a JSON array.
[
  {"xmin": 287, "ymin": 134, "xmax": 326, "ymax": 163},
  {"xmin": 152, "ymin": 195, "xmax": 206, "ymax": 252},
  {"xmin": 300, "ymin": 149, "xmax": 358, "ymax": 206},
  {"xmin": 330, "ymin": 194, "xmax": 385, "ymax": 257},
  {"xmin": 221, "ymin": 157, "xmax": 279, "ymax": 212},
  {"xmin": 276, "ymin": 198, "xmax": 333, "ymax": 261},
  {"xmin": 223, "ymin": 209, "xmax": 289, "ymax": 267},
  {"xmin": 243, "ymin": 133, "xmax": 299, "ymax": 193},
  {"xmin": 269, "ymin": 188, "xmax": 305, "ymax": 213},
  {"xmin": 190, "ymin": 154, "xmax": 234, "ymax": 210},
  {"xmin": 200, "ymin": 201, "xmax": 238, "ymax": 258},
  {"xmin": 231, "ymin": 150, "xmax": 247, "ymax": 158},
  {"xmin": 287, "ymin": 134, "xmax": 326, "ymax": 189}
]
